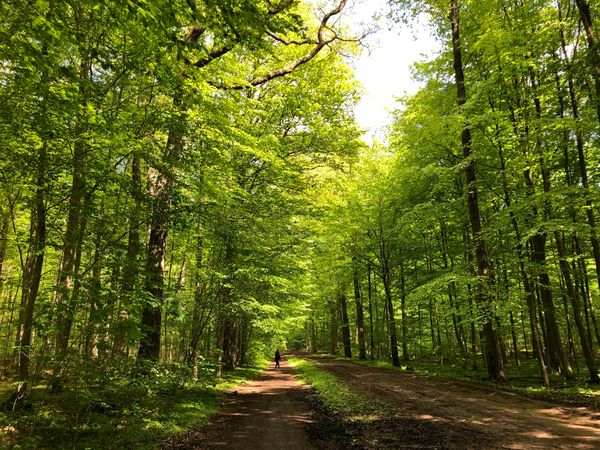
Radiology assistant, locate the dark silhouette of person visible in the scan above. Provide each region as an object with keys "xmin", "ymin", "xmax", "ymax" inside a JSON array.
[{"xmin": 274, "ymin": 349, "xmax": 281, "ymax": 369}]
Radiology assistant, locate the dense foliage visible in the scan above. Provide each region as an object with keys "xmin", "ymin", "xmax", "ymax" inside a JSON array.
[
  {"xmin": 305, "ymin": 0, "xmax": 600, "ymax": 388},
  {"xmin": 3, "ymin": 0, "xmax": 600, "ymax": 446},
  {"xmin": 0, "ymin": 0, "xmax": 360, "ymax": 399}
]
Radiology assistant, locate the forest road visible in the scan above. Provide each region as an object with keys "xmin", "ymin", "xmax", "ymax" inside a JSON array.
[
  {"xmin": 302, "ymin": 354, "xmax": 600, "ymax": 449},
  {"xmin": 191, "ymin": 358, "xmax": 314, "ymax": 450}
]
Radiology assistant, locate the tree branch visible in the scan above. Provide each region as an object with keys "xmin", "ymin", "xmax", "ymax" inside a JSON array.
[
  {"xmin": 265, "ymin": 30, "xmax": 315, "ymax": 46},
  {"xmin": 249, "ymin": 0, "xmax": 348, "ymax": 86},
  {"xmin": 205, "ymin": 0, "xmax": 348, "ymax": 89},
  {"xmin": 192, "ymin": 45, "xmax": 234, "ymax": 68}
]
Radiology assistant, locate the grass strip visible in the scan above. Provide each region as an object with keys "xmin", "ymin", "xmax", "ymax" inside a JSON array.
[{"xmin": 288, "ymin": 356, "xmax": 380, "ymax": 418}]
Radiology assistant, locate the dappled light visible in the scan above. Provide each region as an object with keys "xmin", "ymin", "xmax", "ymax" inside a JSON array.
[
  {"xmin": 293, "ymin": 355, "xmax": 600, "ymax": 448},
  {"xmin": 200, "ymin": 360, "xmax": 314, "ymax": 449}
]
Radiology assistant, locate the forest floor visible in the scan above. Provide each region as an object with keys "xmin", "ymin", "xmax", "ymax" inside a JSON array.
[{"xmin": 180, "ymin": 354, "xmax": 600, "ymax": 449}]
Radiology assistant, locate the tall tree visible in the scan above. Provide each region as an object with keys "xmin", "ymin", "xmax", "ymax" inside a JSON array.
[{"xmin": 449, "ymin": 0, "xmax": 504, "ymax": 382}]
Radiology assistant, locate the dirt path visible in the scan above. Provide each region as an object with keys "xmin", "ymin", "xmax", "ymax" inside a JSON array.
[
  {"xmin": 304, "ymin": 354, "xmax": 600, "ymax": 449},
  {"xmin": 196, "ymin": 359, "xmax": 314, "ymax": 449}
]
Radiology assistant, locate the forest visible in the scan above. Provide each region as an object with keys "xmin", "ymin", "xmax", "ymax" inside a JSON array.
[{"xmin": 2, "ymin": 0, "xmax": 600, "ymax": 448}]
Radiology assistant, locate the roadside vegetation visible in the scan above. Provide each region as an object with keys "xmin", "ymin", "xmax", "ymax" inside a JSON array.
[
  {"xmin": 0, "ymin": 361, "xmax": 265, "ymax": 449},
  {"xmin": 288, "ymin": 356, "xmax": 379, "ymax": 418}
]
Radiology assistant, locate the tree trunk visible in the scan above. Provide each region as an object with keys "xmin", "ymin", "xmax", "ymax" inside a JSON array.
[
  {"xmin": 531, "ymin": 233, "xmax": 570, "ymax": 378},
  {"xmin": 55, "ymin": 58, "xmax": 91, "ymax": 355},
  {"xmin": 448, "ymin": 284, "xmax": 468, "ymax": 362},
  {"xmin": 114, "ymin": 151, "xmax": 142, "ymax": 355},
  {"xmin": 353, "ymin": 259, "xmax": 366, "ymax": 360},
  {"xmin": 16, "ymin": 37, "xmax": 50, "ymax": 389},
  {"xmin": 429, "ymin": 296, "xmax": 436, "ymax": 354},
  {"xmin": 382, "ymin": 263, "xmax": 400, "ymax": 367},
  {"xmin": 339, "ymin": 292, "xmax": 352, "ymax": 358},
  {"xmin": 468, "ymin": 289, "xmax": 478, "ymax": 370},
  {"xmin": 85, "ymin": 250, "xmax": 102, "ymax": 358},
  {"xmin": 509, "ymin": 311, "xmax": 521, "ymax": 368},
  {"xmin": 435, "ymin": 299, "xmax": 443, "ymax": 364},
  {"xmin": 187, "ymin": 226, "xmax": 213, "ymax": 370},
  {"xmin": 441, "ymin": 220, "xmax": 467, "ymax": 361},
  {"xmin": 574, "ymin": 0, "xmax": 600, "ymax": 122},
  {"xmin": 238, "ymin": 317, "xmax": 250, "ymax": 367},
  {"xmin": 137, "ymin": 199, "xmax": 167, "ymax": 360},
  {"xmin": 138, "ymin": 92, "xmax": 185, "ymax": 360},
  {"xmin": 214, "ymin": 319, "xmax": 225, "ymax": 378},
  {"xmin": 504, "ymin": 81, "xmax": 570, "ymax": 379},
  {"xmin": 530, "ymin": 64, "xmax": 579, "ymax": 379},
  {"xmin": 367, "ymin": 264, "xmax": 375, "ymax": 359},
  {"xmin": 0, "ymin": 205, "xmax": 8, "ymax": 295},
  {"xmin": 556, "ymin": 3, "xmax": 600, "ymax": 354},
  {"xmin": 519, "ymin": 307, "xmax": 529, "ymax": 359},
  {"xmin": 329, "ymin": 297, "xmax": 338, "ymax": 354},
  {"xmin": 449, "ymin": 0, "xmax": 504, "ymax": 382},
  {"xmin": 222, "ymin": 316, "xmax": 237, "ymax": 370},
  {"xmin": 17, "ymin": 138, "xmax": 47, "ymax": 388},
  {"xmin": 308, "ymin": 318, "xmax": 317, "ymax": 353},
  {"xmin": 395, "ymin": 260, "xmax": 408, "ymax": 361},
  {"xmin": 554, "ymin": 233, "xmax": 599, "ymax": 382}
]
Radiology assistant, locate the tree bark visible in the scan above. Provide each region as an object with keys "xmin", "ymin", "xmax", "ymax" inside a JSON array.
[
  {"xmin": 222, "ymin": 316, "xmax": 238, "ymax": 370},
  {"xmin": 55, "ymin": 59, "xmax": 91, "ymax": 355},
  {"xmin": 494, "ymin": 68, "xmax": 558, "ymax": 384},
  {"xmin": 574, "ymin": 0, "xmax": 600, "ymax": 122},
  {"xmin": 138, "ymin": 92, "xmax": 185, "ymax": 360},
  {"xmin": 114, "ymin": 151, "xmax": 142, "ymax": 355},
  {"xmin": 85, "ymin": 249, "xmax": 102, "ymax": 358},
  {"xmin": 339, "ymin": 291, "xmax": 352, "ymax": 358},
  {"xmin": 367, "ymin": 264, "xmax": 375, "ymax": 359},
  {"xmin": 137, "ymin": 185, "xmax": 168, "ymax": 360},
  {"xmin": 381, "ymin": 260, "xmax": 400, "ymax": 367},
  {"xmin": 529, "ymin": 66, "xmax": 578, "ymax": 379},
  {"xmin": 399, "ymin": 260, "xmax": 409, "ymax": 361},
  {"xmin": 429, "ymin": 296, "xmax": 436, "ymax": 354},
  {"xmin": 329, "ymin": 297, "xmax": 338, "ymax": 354},
  {"xmin": 554, "ymin": 232, "xmax": 599, "ymax": 382},
  {"xmin": 0, "ymin": 205, "xmax": 8, "ymax": 295},
  {"xmin": 352, "ymin": 258, "xmax": 366, "ymax": 359},
  {"xmin": 556, "ymin": 2, "xmax": 600, "ymax": 354},
  {"xmin": 18, "ymin": 138, "xmax": 47, "ymax": 387},
  {"xmin": 509, "ymin": 311, "xmax": 521, "ymax": 368},
  {"xmin": 187, "ymin": 225, "xmax": 213, "ymax": 371},
  {"xmin": 16, "ymin": 36, "xmax": 50, "ymax": 389}
]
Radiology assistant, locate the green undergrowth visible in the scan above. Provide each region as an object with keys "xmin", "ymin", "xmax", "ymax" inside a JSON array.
[
  {"xmin": 0, "ymin": 362, "xmax": 265, "ymax": 450},
  {"xmin": 288, "ymin": 356, "xmax": 384, "ymax": 419}
]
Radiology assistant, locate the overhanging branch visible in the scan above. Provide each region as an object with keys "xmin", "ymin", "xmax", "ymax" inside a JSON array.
[
  {"xmin": 249, "ymin": 0, "xmax": 348, "ymax": 86},
  {"xmin": 206, "ymin": 0, "xmax": 349, "ymax": 90}
]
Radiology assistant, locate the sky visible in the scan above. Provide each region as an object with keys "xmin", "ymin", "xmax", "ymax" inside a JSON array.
[{"xmin": 336, "ymin": 0, "xmax": 441, "ymax": 143}]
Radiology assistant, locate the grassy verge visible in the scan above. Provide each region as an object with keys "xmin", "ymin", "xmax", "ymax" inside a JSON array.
[
  {"xmin": 0, "ymin": 364, "xmax": 265, "ymax": 449},
  {"xmin": 287, "ymin": 356, "xmax": 383, "ymax": 418}
]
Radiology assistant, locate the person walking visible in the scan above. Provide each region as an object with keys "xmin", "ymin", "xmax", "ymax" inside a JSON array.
[{"xmin": 274, "ymin": 349, "xmax": 281, "ymax": 369}]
